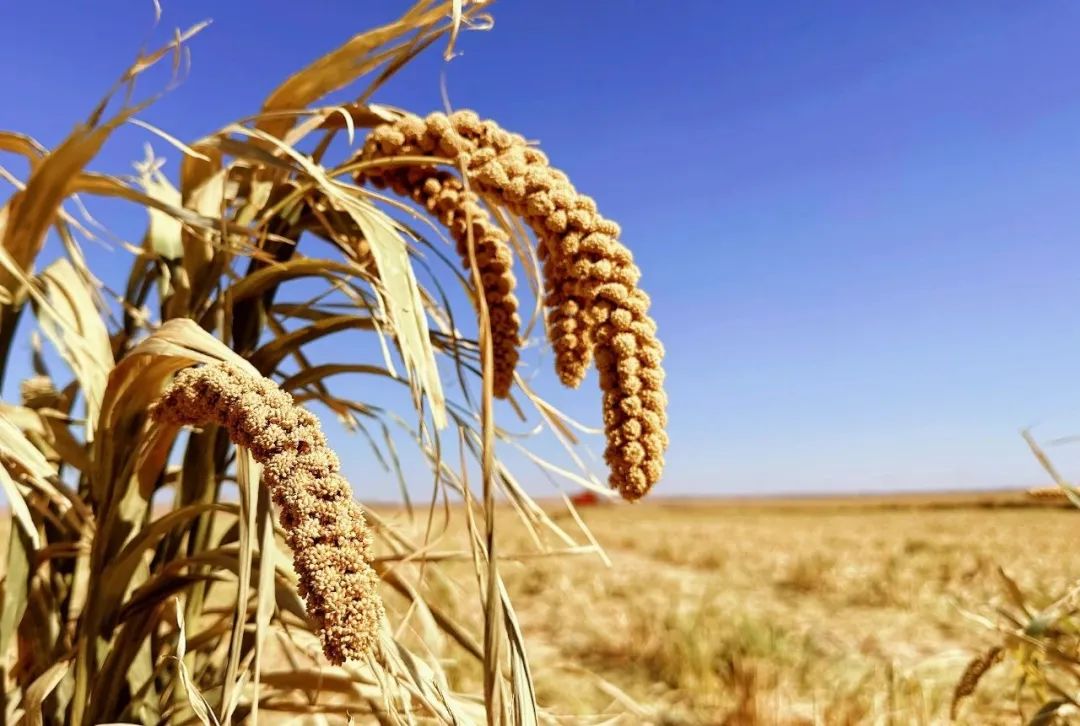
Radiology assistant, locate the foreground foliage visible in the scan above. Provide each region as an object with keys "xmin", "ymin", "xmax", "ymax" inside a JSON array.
[
  {"xmin": 949, "ymin": 436, "xmax": 1080, "ymax": 725},
  {"xmin": 0, "ymin": 2, "xmax": 668, "ymax": 722}
]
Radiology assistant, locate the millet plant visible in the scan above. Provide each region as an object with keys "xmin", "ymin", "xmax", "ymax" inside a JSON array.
[{"xmin": 0, "ymin": 1, "xmax": 668, "ymax": 723}]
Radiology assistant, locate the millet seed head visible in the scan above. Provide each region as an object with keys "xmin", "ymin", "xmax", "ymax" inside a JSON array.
[
  {"xmin": 152, "ymin": 362, "xmax": 383, "ymax": 664},
  {"xmin": 353, "ymin": 112, "xmax": 668, "ymax": 500}
]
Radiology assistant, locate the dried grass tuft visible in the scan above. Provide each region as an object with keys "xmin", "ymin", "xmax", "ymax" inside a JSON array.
[{"xmin": 1026, "ymin": 485, "xmax": 1069, "ymax": 502}]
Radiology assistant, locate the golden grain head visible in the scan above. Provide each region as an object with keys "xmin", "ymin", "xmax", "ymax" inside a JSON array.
[
  {"xmin": 356, "ymin": 111, "xmax": 668, "ymax": 499},
  {"xmin": 152, "ymin": 362, "xmax": 384, "ymax": 664},
  {"xmin": 950, "ymin": 646, "xmax": 1004, "ymax": 719}
]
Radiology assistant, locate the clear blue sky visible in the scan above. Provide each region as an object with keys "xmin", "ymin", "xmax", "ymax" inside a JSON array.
[{"xmin": 3, "ymin": 1, "xmax": 1080, "ymax": 496}]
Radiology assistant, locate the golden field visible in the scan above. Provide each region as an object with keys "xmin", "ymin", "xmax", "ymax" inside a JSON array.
[
  {"xmin": 3, "ymin": 488, "xmax": 1077, "ymax": 724},
  {"xmin": 366, "ymin": 491, "xmax": 1079, "ymax": 725}
]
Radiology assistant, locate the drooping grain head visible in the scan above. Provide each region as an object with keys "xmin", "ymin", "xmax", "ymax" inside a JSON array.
[
  {"xmin": 355, "ymin": 112, "xmax": 668, "ymax": 500},
  {"xmin": 152, "ymin": 362, "xmax": 384, "ymax": 664}
]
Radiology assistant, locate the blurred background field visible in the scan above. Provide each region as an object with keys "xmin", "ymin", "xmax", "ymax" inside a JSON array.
[
  {"xmin": 351, "ymin": 491, "xmax": 1074, "ymax": 724},
  {"xmin": 1, "ymin": 489, "xmax": 1075, "ymax": 724}
]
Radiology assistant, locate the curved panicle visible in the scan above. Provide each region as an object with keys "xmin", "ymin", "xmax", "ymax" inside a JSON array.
[
  {"xmin": 153, "ymin": 362, "xmax": 384, "ymax": 663},
  {"xmin": 355, "ymin": 112, "xmax": 668, "ymax": 500}
]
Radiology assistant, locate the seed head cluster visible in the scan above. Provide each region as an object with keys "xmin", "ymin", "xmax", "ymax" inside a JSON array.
[
  {"xmin": 355, "ymin": 158, "xmax": 520, "ymax": 398},
  {"xmin": 355, "ymin": 112, "xmax": 667, "ymax": 500},
  {"xmin": 152, "ymin": 363, "xmax": 383, "ymax": 664}
]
